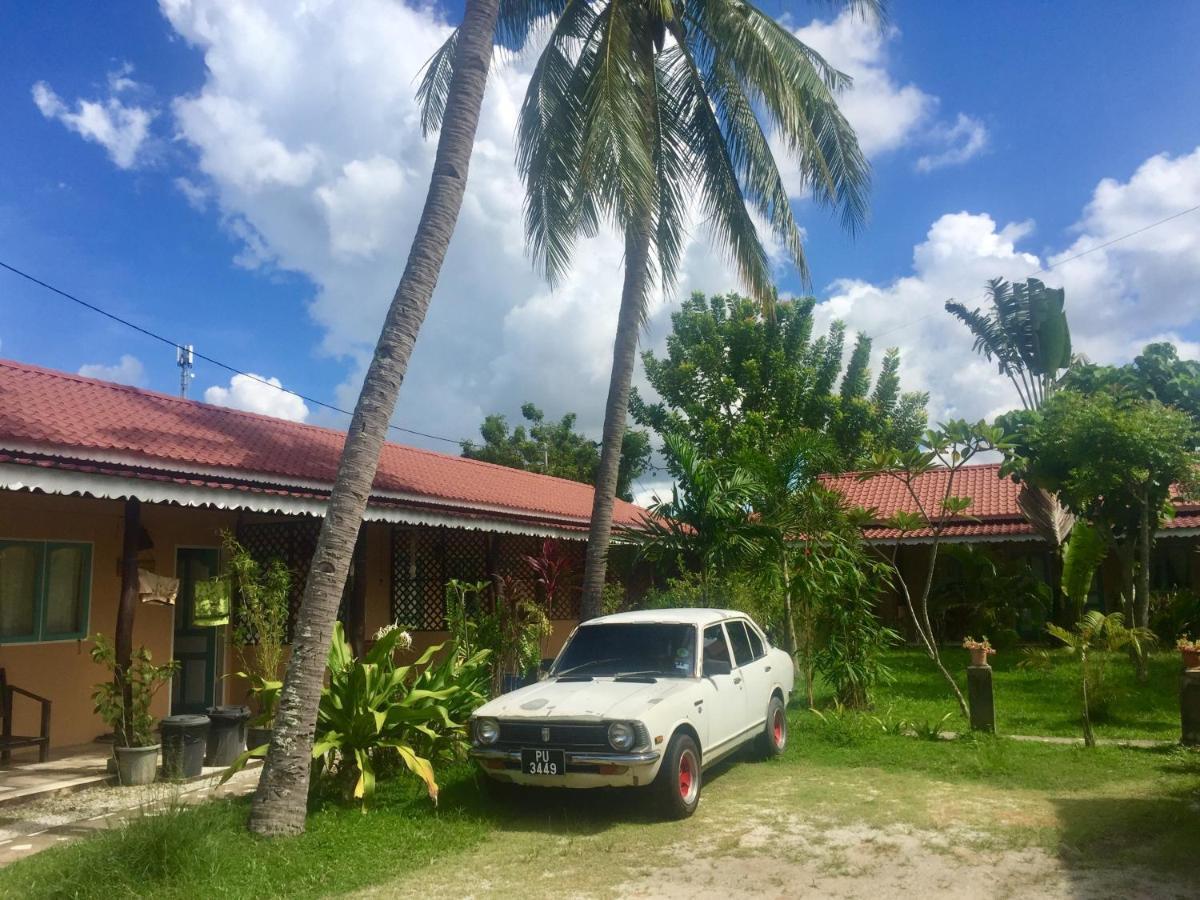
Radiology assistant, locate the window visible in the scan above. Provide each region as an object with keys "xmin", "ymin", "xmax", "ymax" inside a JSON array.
[
  {"xmin": 725, "ymin": 620, "xmax": 755, "ymax": 667},
  {"xmin": 0, "ymin": 540, "xmax": 91, "ymax": 643},
  {"xmin": 744, "ymin": 622, "xmax": 765, "ymax": 659},
  {"xmin": 703, "ymin": 624, "xmax": 730, "ymax": 665}
]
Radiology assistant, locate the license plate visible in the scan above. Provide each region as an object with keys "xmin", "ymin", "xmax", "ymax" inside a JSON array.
[{"xmin": 521, "ymin": 747, "xmax": 566, "ymax": 776}]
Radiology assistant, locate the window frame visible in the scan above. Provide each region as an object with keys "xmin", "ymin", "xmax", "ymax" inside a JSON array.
[
  {"xmin": 0, "ymin": 539, "xmax": 93, "ymax": 644},
  {"xmin": 741, "ymin": 619, "xmax": 766, "ymax": 660},
  {"xmin": 724, "ymin": 619, "xmax": 756, "ymax": 668}
]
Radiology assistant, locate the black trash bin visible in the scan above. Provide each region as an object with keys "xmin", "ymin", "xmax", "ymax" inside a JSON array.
[
  {"xmin": 205, "ymin": 705, "xmax": 250, "ymax": 766},
  {"xmin": 160, "ymin": 714, "xmax": 210, "ymax": 779}
]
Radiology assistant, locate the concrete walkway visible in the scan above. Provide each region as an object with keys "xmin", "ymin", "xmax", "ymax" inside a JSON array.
[{"xmin": 0, "ymin": 744, "xmax": 112, "ymax": 809}]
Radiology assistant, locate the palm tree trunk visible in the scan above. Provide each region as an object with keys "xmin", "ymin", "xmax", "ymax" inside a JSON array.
[
  {"xmin": 579, "ymin": 217, "xmax": 653, "ymax": 620},
  {"xmin": 247, "ymin": 0, "xmax": 499, "ymax": 837}
]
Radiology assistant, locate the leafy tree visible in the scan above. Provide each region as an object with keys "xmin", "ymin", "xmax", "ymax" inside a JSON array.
[
  {"xmin": 1001, "ymin": 389, "xmax": 1197, "ymax": 668},
  {"xmin": 945, "ymin": 277, "xmax": 1073, "ymax": 411},
  {"xmin": 631, "ymin": 292, "xmax": 928, "ymax": 473},
  {"xmin": 461, "ymin": 403, "xmax": 650, "ymax": 501},
  {"xmin": 1067, "ymin": 341, "xmax": 1200, "ymax": 419},
  {"xmin": 859, "ymin": 420, "xmax": 1009, "ymax": 718},
  {"xmin": 514, "ymin": 0, "xmax": 882, "ymax": 620}
]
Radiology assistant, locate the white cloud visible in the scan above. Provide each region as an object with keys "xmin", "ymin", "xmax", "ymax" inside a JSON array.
[
  {"xmin": 32, "ymin": 77, "xmax": 155, "ymax": 169},
  {"xmin": 916, "ymin": 113, "xmax": 989, "ymax": 172},
  {"xmin": 174, "ymin": 176, "xmax": 210, "ymax": 210},
  {"xmin": 812, "ymin": 146, "xmax": 1200, "ymax": 424},
  {"xmin": 204, "ymin": 372, "xmax": 309, "ymax": 422},
  {"xmin": 78, "ymin": 354, "xmax": 147, "ymax": 387}
]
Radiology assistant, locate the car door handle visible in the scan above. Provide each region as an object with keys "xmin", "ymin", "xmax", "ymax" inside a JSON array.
[
  {"xmin": 765, "ymin": 666, "xmax": 772, "ymax": 673},
  {"xmin": 693, "ymin": 699, "xmax": 703, "ymax": 707},
  {"xmin": 733, "ymin": 676, "xmax": 742, "ymax": 685}
]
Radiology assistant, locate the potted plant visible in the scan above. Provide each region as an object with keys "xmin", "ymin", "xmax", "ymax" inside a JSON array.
[
  {"xmin": 962, "ymin": 636, "xmax": 996, "ymax": 668},
  {"xmin": 1179, "ymin": 635, "xmax": 1200, "ymax": 670},
  {"xmin": 91, "ymin": 634, "xmax": 177, "ymax": 785},
  {"xmin": 224, "ymin": 532, "xmax": 291, "ymax": 750}
]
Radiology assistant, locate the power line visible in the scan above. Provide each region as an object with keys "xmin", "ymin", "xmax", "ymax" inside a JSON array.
[
  {"xmin": 0, "ymin": 259, "xmax": 466, "ymax": 446},
  {"xmin": 872, "ymin": 202, "xmax": 1200, "ymax": 340}
]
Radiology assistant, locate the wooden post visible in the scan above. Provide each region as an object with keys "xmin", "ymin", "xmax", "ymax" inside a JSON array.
[
  {"xmin": 967, "ymin": 665, "xmax": 996, "ymax": 733},
  {"xmin": 115, "ymin": 497, "xmax": 141, "ymax": 746},
  {"xmin": 1182, "ymin": 669, "xmax": 1200, "ymax": 747}
]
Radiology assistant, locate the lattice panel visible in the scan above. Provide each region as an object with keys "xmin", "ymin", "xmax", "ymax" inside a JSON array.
[
  {"xmin": 493, "ymin": 535, "xmax": 585, "ymax": 619},
  {"xmin": 237, "ymin": 519, "xmax": 353, "ymax": 641}
]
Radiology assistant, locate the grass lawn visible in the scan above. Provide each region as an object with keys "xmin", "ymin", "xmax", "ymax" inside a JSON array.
[
  {"xmin": 0, "ymin": 653, "xmax": 1194, "ymax": 898},
  {"xmin": 840, "ymin": 647, "xmax": 1183, "ymax": 741}
]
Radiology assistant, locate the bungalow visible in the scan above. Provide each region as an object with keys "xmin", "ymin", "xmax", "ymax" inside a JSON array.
[
  {"xmin": 0, "ymin": 358, "xmax": 646, "ymax": 750},
  {"xmin": 822, "ymin": 464, "xmax": 1200, "ymax": 634}
]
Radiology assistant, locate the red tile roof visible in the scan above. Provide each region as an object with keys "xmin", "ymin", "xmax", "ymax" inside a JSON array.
[
  {"xmin": 0, "ymin": 358, "xmax": 645, "ymax": 529},
  {"xmin": 822, "ymin": 463, "xmax": 1200, "ymax": 541}
]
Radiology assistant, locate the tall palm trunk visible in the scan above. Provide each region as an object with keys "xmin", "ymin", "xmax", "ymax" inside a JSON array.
[
  {"xmin": 248, "ymin": 0, "xmax": 500, "ymax": 837},
  {"xmin": 579, "ymin": 217, "xmax": 653, "ymax": 620}
]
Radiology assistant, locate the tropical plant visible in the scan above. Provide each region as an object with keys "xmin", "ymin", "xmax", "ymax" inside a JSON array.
[
  {"xmin": 1059, "ymin": 519, "xmax": 1108, "ymax": 622},
  {"xmin": 515, "ymin": 0, "xmax": 882, "ymax": 620},
  {"xmin": 461, "ymin": 403, "xmax": 650, "ymax": 501},
  {"xmin": 223, "ymin": 532, "xmax": 291, "ymax": 727},
  {"xmin": 859, "ymin": 419, "xmax": 1008, "ymax": 718},
  {"xmin": 928, "ymin": 543, "xmax": 1050, "ymax": 642},
  {"xmin": 312, "ymin": 623, "xmax": 458, "ymax": 808},
  {"xmin": 445, "ymin": 577, "xmax": 551, "ymax": 695},
  {"xmin": 251, "ymin": 0, "xmax": 503, "ymax": 835},
  {"xmin": 909, "ymin": 712, "xmax": 955, "ymax": 742},
  {"xmin": 1030, "ymin": 612, "xmax": 1155, "ymax": 747},
  {"xmin": 631, "ymin": 292, "xmax": 927, "ymax": 472},
  {"xmin": 91, "ymin": 634, "xmax": 178, "ymax": 748}
]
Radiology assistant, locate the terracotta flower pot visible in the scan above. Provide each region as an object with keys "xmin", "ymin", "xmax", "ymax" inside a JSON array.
[
  {"xmin": 1182, "ymin": 648, "xmax": 1200, "ymax": 671},
  {"xmin": 969, "ymin": 647, "xmax": 992, "ymax": 668}
]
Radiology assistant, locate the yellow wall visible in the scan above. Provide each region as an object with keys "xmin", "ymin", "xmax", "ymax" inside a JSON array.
[{"xmin": 2, "ymin": 491, "xmax": 585, "ymax": 751}]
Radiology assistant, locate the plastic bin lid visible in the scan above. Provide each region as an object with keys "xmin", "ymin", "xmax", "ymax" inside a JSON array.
[
  {"xmin": 161, "ymin": 714, "xmax": 211, "ymax": 728},
  {"xmin": 206, "ymin": 705, "xmax": 251, "ymax": 720}
]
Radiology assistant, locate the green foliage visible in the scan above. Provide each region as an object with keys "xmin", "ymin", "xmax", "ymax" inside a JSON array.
[
  {"xmin": 222, "ymin": 531, "xmax": 291, "ymax": 725},
  {"xmin": 909, "ymin": 712, "xmax": 955, "ymax": 742},
  {"xmin": 312, "ymin": 623, "xmax": 460, "ymax": 807},
  {"xmin": 945, "ymin": 277, "xmax": 1072, "ymax": 410},
  {"xmin": 90, "ymin": 634, "xmax": 178, "ymax": 748},
  {"xmin": 631, "ymin": 292, "xmax": 927, "ymax": 471},
  {"xmin": 1059, "ymin": 520, "xmax": 1108, "ymax": 620},
  {"xmin": 445, "ymin": 578, "xmax": 551, "ymax": 695},
  {"xmin": 1067, "ymin": 341, "xmax": 1200, "ymax": 420},
  {"xmin": 461, "ymin": 403, "xmax": 650, "ymax": 501},
  {"xmin": 1148, "ymin": 589, "xmax": 1200, "ymax": 643},
  {"xmin": 928, "ymin": 544, "xmax": 1051, "ymax": 640},
  {"xmin": 1030, "ymin": 612, "xmax": 1157, "ymax": 746}
]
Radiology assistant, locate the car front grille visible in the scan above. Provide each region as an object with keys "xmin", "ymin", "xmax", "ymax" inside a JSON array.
[{"xmin": 494, "ymin": 720, "xmax": 611, "ymax": 751}]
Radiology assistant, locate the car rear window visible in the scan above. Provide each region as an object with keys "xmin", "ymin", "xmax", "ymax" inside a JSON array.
[{"xmin": 725, "ymin": 620, "xmax": 755, "ymax": 667}]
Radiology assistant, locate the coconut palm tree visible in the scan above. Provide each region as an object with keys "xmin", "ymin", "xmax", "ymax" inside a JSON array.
[
  {"xmin": 247, "ymin": 0, "xmax": 504, "ymax": 837},
  {"xmin": 497, "ymin": 0, "xmax": 879, "ymax": 617}
]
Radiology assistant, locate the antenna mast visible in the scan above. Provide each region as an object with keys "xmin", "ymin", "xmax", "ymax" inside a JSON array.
[{"xmin": 176, "ymin": 344, "xmax": 195, "ymax": 398}]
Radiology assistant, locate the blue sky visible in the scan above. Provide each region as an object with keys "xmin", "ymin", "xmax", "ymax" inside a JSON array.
[{"xmin": 2, "ymin": 1, "xmax": 1200, "ymax": 492}]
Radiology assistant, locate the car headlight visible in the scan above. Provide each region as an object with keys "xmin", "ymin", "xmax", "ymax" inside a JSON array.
[
  {"xmin": 608, "ymin": 721, "xmax": 636, "ymax": 751},
  {"xmin": 475, "ymin": 717, "xmax": 500, "ymax": 745}
]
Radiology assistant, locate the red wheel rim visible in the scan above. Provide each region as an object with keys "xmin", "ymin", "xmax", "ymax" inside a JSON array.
[
  {"xmin": 678, "ymin": 749, "xmax": 698, "ymax": 803},
  {"xmin": 772, "ymin": 709, "xmax": 786, "ymax": 748}
]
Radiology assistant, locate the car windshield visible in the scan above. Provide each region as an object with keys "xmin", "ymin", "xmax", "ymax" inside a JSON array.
[{"xmin": 553, "ymin": 623, "xmax": 697, "ymax": 678}]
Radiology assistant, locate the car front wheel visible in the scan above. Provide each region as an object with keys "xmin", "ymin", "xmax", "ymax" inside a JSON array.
[
  {"xmin": 758, "ymin": 695, "xmax": 788, "ymax": 758},
  {"xmin": 652, "ymin": 732, "xmax": 702, "ymax": 819}
]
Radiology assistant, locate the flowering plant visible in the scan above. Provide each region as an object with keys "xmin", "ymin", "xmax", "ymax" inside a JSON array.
[
  {"xmin": 962, "ymin": 636, "xmax": 996, "ymax": 655},
  {"xmin": 374, "ymin": 622, "xmax": 413, "ymax": 650},
  {"xmin": 1177, "ymin": 634, "xmax": 1199, "ymax": 652}
]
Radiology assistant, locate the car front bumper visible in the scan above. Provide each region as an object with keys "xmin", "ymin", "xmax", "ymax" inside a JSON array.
[{"xmin": 470, "ymin": 747, "xmax": 663, "ymax": 788}]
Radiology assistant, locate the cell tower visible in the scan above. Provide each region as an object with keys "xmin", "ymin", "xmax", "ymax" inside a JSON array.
[{"xmin": 177, "ymin": 344, "xmax": 195, "ymax": 398}]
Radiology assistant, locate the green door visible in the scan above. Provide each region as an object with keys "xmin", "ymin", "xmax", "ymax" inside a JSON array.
[{"xmin": 172, "ymin": 548, "xmax": 219, "ymax": 714}]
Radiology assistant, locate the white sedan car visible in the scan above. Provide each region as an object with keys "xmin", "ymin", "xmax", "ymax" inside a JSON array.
[{"xmin": 469, "ymin": 608, "xmax": 794, "ymax": 818}]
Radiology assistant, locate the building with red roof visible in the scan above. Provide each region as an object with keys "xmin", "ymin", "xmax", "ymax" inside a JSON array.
[{"xmin": 0, "ymin": 358, "xmax": 647, "ymax": 749}]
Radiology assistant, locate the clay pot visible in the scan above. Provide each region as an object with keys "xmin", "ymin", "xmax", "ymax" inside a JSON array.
[
  {"xmin": 1182, "ymin": 648, "xmax": 1200, "ymax": 670},
  {"xmin": 969, "ymin": 647, "xmax": 992, "ymax": 668}
]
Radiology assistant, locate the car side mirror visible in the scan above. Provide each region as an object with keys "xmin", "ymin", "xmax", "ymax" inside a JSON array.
[
  {"xmin": 704, "ymin": 658, "xmax": 732, "ymax": 678},
  {"xmin": 538, "ymin": 658, "xmax": 554, "ymax": 680}
]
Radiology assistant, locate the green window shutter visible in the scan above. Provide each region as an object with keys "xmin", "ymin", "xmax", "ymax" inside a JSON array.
[
  {"xmin": 0, "ymin": 541, "xmax": 43, "ymax": 643},
  {"xmin": 42, "ymin": 543, "xmax": 92, "ymax": 640}
]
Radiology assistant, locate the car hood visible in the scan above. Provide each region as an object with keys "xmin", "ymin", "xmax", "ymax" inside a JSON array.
[{"xmin": 474, "ymin": 676, "xmax": 693, "ymax": 721}]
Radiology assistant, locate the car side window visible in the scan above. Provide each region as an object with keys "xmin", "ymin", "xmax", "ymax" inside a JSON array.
[
  {"xmin": 744, "ymin": 622, "xmax": 765, "ymax": 660},
  {"xmin": 725, "ymin": 620, "xmax": 754, "ymax": 667},
  {"xmin": 702, "ymin": 624, "xmax": 730, "ymax": 665}
]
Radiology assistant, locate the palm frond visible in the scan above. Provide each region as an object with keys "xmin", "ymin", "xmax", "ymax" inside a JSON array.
[{"xmin": 415, "ymin": 29, "xmax": 460, "ymax": 138}]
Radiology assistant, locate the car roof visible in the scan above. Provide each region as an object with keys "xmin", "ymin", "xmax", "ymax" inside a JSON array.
[{"xmin": 582, "ymin": 608, "xmax": 747, "ymax": 627}]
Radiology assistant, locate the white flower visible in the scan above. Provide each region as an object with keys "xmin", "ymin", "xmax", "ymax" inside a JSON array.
[{"xmin": 374, "ymin": 622, "xmax": 413, "ymax": 649}]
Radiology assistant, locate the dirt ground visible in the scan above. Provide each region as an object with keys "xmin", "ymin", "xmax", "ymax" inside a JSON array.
[{"xmin": 356, "ymin": 764, "xmax": 1193, "ymax": 900}]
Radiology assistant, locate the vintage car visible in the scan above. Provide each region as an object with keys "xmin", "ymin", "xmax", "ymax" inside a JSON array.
[{"xmin": 469, "ymin": 608, "xmax": 794, "ymax": 818}]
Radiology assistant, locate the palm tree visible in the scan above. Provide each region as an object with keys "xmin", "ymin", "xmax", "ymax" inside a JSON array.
[
  {"xmin": 510, "ymin": 0, "xmax": 879, "ymax": 618},
  {"xmin": 247, "ymin": 0, "xmax": 503, "ymax": 837}
]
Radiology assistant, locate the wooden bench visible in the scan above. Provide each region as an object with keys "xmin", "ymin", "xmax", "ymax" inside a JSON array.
[{"xmin": 0, "ymin": 668, "xmax": 51, "ymax": 764}]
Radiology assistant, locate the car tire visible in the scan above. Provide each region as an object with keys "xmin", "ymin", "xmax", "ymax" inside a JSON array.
[
  {"xmin": 652, "ymin": 732, "xmax": 702, "ymax": 820},
  {"xmin": 758, "ymin": 695, "xmax": 788, "ymax": 759}
]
